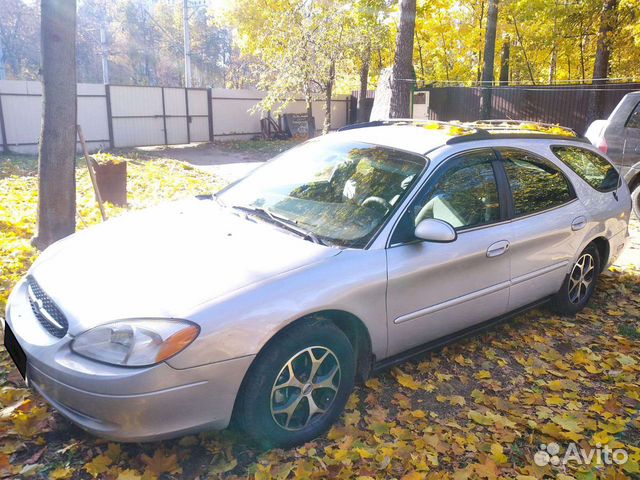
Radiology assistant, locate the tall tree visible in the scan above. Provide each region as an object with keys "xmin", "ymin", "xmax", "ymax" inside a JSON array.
[
  {"xmin": 357, "ymin": 49, "xmax": 370, "ymax": 122},
  {"xmin": 389, "ymin": 0, "xmax": 416, "ymax": 118},
  {"xmin": 587, "ymin": 0, "xmax": 618, "ymax": 123},
  {"xmin": 499, "ymin": 34, "xmax": 510, "ymax": 85},
  {"xmin": 479, "ymin": 0, "xmax": 498, "ymax": 119},
  {"xmin": 33, "ymin": 0, "xmax": 77, "ymax": 250},
  {"xmin": 345, "ymin": 0, "xmax": 390, "ymax": 123}
]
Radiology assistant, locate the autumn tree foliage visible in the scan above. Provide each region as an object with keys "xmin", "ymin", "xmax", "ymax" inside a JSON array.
[{"xmin": 2, "ymin": 0, "xmax": 639, "ymax": 124}]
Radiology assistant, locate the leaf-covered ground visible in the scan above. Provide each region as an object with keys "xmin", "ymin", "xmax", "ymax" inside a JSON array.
[{"xmin": 1, "ymin": 150, "xmax": 640, "ymax": 479}]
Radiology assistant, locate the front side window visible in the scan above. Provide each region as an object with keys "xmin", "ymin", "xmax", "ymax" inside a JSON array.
[
  {"xmin": 218, "ymin": 139, "xmax": 426, "ymax": 248},
  {"xmin": 391, "ymin": 150, "xmax": 501, "ymax": 244},
  {"xmin": 552, "ymin": 146, "xmax": 619, "ymax": 192},
  {"xmin": 500, "ymin": 149, "xmax": 574, "ymax": 216}
]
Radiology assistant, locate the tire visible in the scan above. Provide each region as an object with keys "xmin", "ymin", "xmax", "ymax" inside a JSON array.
[
  {"xmin": 235, "ymin": 319, "xmax": 355, "ymax": 448},
  {"xmin": 631, "ymin": 184, "xmax": 640, "ymax": 220},
  {"xmin": 551, "ymin": 244, "xmax": 601, "ymax": 315}
]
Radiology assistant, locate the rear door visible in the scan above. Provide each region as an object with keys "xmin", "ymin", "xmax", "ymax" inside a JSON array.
[{"xmin": 496, "ymin": 148, "xmax": 589, "ymax": 309}]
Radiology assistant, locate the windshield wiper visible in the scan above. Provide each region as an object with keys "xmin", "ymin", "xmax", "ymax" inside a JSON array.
[{"xmin": 232, "ymin": 205, "xmax": 326, "ymax": 246}]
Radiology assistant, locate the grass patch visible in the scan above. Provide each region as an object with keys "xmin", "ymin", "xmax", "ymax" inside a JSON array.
[
  {"xmin": 0, "ymin": 155, "xmax": 224, "ymax": 313},
  {"xmin": 0, "ymin": 153, "xmax": 38, "ymax": 178}
]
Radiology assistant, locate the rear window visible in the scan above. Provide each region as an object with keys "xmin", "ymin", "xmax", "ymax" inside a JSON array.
[
  {"xmin": 551, "ymin": 146, "xmax": 619, "ymax": 192},
  {"xmin": 626, "ymin": 102, "xmax": 640, "ymax": 129}
]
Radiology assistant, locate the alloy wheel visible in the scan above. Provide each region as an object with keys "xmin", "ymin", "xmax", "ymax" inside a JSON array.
[
  {"xmin": 270, "ymin": 346, "xmax": 341, "ymax": 431},
  {"xmin": 568, "ymin": 253, "xmax": 595, "ymax": 304}
]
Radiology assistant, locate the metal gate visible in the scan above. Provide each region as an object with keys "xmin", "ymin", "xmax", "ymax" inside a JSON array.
[{"xmin": 107, "ymin": 85, "xmax": 211, "ymax": 148}]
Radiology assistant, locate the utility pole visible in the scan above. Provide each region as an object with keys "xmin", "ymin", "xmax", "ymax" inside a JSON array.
[
  {"xmin": 99, "ymin": 27, "xmax": 109, "ymax": 84},
  {"xmin": 183, "ymin": 0, "xmax": 192, "ymax": 88},
  {"xmin": 0, "ymin": 41, "xmax": 5, "ymax": 79}
]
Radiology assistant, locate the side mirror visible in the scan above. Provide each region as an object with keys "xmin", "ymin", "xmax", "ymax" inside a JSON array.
[{"xmin": 414, "ymin": 218, "xmax": 457, "ymax": 243}]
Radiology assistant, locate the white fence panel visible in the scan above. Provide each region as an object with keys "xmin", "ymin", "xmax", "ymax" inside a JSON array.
[
  {"xmin": 0, "ymin": 80, "xmax": 110, "ymax": 153},
  {"xmin": 163, "ymin": 88, "xmax": 186, "ymax": 116},
  {"xmin": 189, "ymin": 117, "xmax": 209, "ymax": 142},
  {"xmin": 110, "ymin": 86, "xmax": 164, "ymax": 147},
  {"xmin": 78, "ymin": 83, "xmax": 109, "ymax": 151},
  {"xmin": 110, "ymin": 85, "xmax": 163, "ymax": 117},
  {"xmin": 113, "ymin": 117, "xmax": 165, "ymax": 147},
  {"xmin": 3, "ymin": 95, "xmax": 41, "ymax": 146},
  {"xmin": 165, "ymin": 117, "xmax": 188, "ymax": 145},
  {"xmin": 187, "ymin": 89, "xmax": 209, "ymax": 142}
]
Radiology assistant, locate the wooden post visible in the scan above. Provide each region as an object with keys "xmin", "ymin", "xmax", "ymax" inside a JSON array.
[
  {"xmin": 0, "ymin": 93, "xmax": 8, "ymax": 152},
  {"xmin": 77, "ymin": 124, "xmax": 107, "ymax": 221},
  {"xmin": 105, "ymin": 84, "xmax": 114, "ymax": 148}
]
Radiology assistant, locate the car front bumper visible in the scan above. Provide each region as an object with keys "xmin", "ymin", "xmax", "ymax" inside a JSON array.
[{"xmin": 4, "ymin": 279, "xmax": 254, "ymax": 442}]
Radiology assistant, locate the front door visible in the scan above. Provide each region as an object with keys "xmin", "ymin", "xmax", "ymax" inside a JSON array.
[{"xmin": 386, "ymin": 149, "xmax": 511, "ymax": 357}]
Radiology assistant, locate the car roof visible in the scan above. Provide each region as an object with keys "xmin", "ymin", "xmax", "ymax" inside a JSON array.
[{"xmin": 334, "ymin": 120, "xmax": 589, "ymax": 155}]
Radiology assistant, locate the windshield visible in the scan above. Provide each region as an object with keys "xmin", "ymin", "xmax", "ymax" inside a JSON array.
[{"xmin": 218, "ymin": 138, "xmax": 427, "ymax": 248}]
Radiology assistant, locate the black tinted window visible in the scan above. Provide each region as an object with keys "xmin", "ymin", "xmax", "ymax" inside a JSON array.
[
  {"xmin": 626, "ymin": 102, "xmax": 640, "ymax": 129},
  {"xmin": 552, "ymin": 146, "xmax": 619, "ymax": 191},
  {"xmin": 391, "ymin": 150, "xmax": 500, "ymax": 243},
  {"xmin": 501, "ymin": 149, "xmax": 574, "ymax": 216}
]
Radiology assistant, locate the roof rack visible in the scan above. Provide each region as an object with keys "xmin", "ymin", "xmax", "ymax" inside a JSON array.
[
  {"xmin": 445, "ymin": 131, "xmax": 590, "ymax": 145},
  {"xmin": 337, "ymin": 119, "xmax": 476, "ymax": 131},
  {"xmin": 337, "ymin": 118, "xmax": 587, "ymax": 144},
  {"xmin": 467, "ymin": 119, "xmax": 579, "ymax": 136}
]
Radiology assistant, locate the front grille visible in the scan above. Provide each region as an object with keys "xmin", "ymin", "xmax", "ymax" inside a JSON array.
[{"xmin": 26, "ymin": 275, "xmax": 68, "ymax": 338}]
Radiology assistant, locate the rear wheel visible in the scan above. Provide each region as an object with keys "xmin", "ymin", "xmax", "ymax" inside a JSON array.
[
  {"xmin": 551, "ymin": 244, "xmax": 600, "ymax": 315},
  {"xmin": 631, "ymin": 184, "xmax": 640, "ymax": 219},
  {"xmin": 236, "ymin": 319, "xmax": 355, "ymax": 448}
]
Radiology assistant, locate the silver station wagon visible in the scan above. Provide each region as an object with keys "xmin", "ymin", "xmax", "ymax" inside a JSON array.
[{"xmin": 3, "ymin": 120, "xmax": 631, "ymax": 447}]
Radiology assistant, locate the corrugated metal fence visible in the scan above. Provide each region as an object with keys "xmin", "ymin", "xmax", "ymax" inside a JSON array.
[
  {"xmin": 351, "ymin": 83, "xmax": 640, "ymax": 134},
  {"xmin": 416, "ymin": 83, "xmax": 640, "ymax": 134},
  {"xmin": 0, "ymin": 81, "xmax": 350, "ymax": 153}
]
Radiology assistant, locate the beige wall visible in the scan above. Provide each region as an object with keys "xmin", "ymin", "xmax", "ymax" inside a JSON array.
[
  {"xmin": 0, "ymin": 80, "xmax": 351, "ymax": 153},
  {"xmin": 210, "ymin": 88, "xmax": 350, "ymax": 139}
]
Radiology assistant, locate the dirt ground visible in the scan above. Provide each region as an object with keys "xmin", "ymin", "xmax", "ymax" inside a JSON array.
[{"xmin": 128, "ymin": 139, "xmax": 297, "ymax": 183}]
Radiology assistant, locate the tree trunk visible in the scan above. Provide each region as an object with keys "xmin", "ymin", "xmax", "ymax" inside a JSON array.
[
  {"xmin": 479, "ymin": 0, "xmax": 498, "ymax": 119},
  {"xmin": 389, "ymin": 0, "xmax": 416, "ymax": 118},
  {"xmin": 587, "ymin": 0, "xmax": 618, "ymax": 125},
  {"xmin": 549, "ymin": 46, "xmax": 557, "ymax": 84},
  {"xmin": 476, "ymin": 0, "xmax": 485, "ymax": 82},
  {"xmin": 323, "ymin": 60, "xmax": 335, "ymax": 134},
  {"xmin": 305, "ymin": 93, "xmax": 315, "ymax": 139},
  {"xmin": 33, "ymin": 0, "xmax": 77, "ymax": 250},
  {"xmin": 357, "ymin": 49, "xmax": 370, "ymax": 123},
  {"xmin": 499, "ymin": 35, "xmax": 510, "ymax": 86}
]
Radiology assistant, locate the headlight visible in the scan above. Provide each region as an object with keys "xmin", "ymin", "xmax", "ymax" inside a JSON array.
[{"xmin": 71, "ymin": 319, "xmax": 199, "ymax": 367}]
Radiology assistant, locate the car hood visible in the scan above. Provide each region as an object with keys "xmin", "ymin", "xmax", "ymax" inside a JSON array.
[{"xmin": 29, "ymin": 198, "xmax": 339, "ymax": 335}]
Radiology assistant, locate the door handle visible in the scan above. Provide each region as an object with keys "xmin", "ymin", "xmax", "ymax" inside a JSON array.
[
  {"xmin": 571, "ymin": 216, "xmax": 587, "ymax": 231},
  {"xmin": 487, "ymin": 240, "xmax": 510, "ymax": 258}
]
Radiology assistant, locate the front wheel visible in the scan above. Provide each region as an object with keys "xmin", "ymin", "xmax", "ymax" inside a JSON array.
[
  {"xmin": 551, "ymin": 244, "xmax": 600, "ymax": 315},
  {"xmin": 235, "ymin": 319, "xmax": 355, "ymax": 448}
]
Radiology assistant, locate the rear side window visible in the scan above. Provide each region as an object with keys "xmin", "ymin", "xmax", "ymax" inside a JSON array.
[
  {"xmin": 499, "ymin": 149, "xmax": 575, "ymax": 216},
  {"xmin": 552, "ymin": 146, "xmax": 619, "ymax": 192},
  {"xmin": 626, "ymin": 102, "xmax": 640, "ymax": 129}
]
